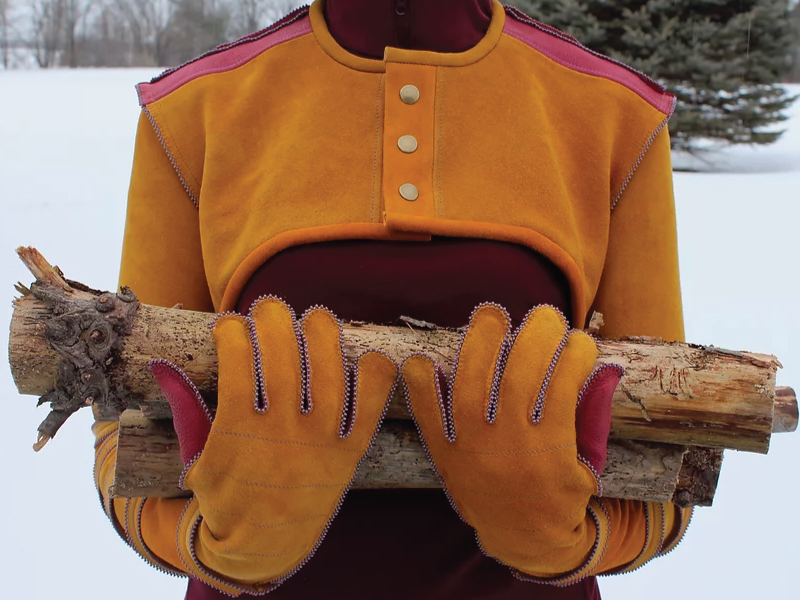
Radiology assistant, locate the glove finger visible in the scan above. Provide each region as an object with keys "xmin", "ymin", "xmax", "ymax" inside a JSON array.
[
  {"xmin": 496, "ymin": 305, "xmax": 567, "ymax": 428},
  {"xmin": 343, "ymin": 351, "xmax": 398, "ymax": 448},
  {"xmin": 575, "ymin": 363, "xmax": 623, "ymax": 479},
  {"xmin": 149, "ymin": 359, "xmax": 212, "ymax": 466},
  {"xmin": 249, "ymin": 296, "xmax": 306, "ymax": 423},
  {"xmin": 300, "ymin": 307, "xmax": 348, "ymax": 439},
  {"xmin": 402, "ymin": 354, "xmax": 454, "ymax": 446},
  {"xmin": 540, "ymin": 329, "xmax": 599, "ymax": 435},
  {"xmin": 211, "ymin": 313, "xmax": 261, "ymax": 422},
  {"xmin": 450, "ymin": 304, "xmax": 510, "ymax": 435}
]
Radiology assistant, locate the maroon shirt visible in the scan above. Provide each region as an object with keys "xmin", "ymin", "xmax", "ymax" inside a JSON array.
[{"xmin": 187, "ymin": 2, "xmax": 600, "ymax": 598}]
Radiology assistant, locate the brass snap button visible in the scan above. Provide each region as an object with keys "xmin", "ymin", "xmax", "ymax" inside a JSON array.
[
  {"xmin": 399, "ymin": 183, "xmax": 419, "ymax": 201},
  {"xmin": 400, "ymin": 85, "xmax": 420, "ymax": 105},
  {"xmin": 397, "ymin": 135, "xmax": 418, "ymax": 153}
]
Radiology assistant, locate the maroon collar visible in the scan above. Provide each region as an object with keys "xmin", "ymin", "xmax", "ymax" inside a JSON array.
[{"xmin": 324, "ymin": 0, "xmax": 493, "ymax": 58}]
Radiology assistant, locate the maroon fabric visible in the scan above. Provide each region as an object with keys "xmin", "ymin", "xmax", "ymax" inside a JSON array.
[
  {"xmin": 575, "ymin": 364, "xmax": 624, "ymax": 477},
  {"xmin": 236, "ymin": 238, "xmax": 572, "ymax": 329},
  {"xmin": 186, "ymin": 492, "xmax": 601, "ymax": 600},
  {"xmin": 150, "ymin": 361, "xmax": 212, "ymax": 466},
  {"xmin": 325, "ymin": 0, "xmax": 493, "ymax": 58}
]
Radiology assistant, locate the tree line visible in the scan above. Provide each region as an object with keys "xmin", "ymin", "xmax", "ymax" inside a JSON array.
[
  {"xmin": 1, "ymin": 0, "xmax": 797, "ymax": 149},
  {"xmin": 0, "ymin": 0, "xmax": 303, "ymax": 69}
]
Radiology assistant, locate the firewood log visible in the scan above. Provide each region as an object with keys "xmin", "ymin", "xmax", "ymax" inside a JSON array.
[
  {"xmin": 7, "ymin": 248, "xmax": 796, "ymax": 505},
  {"xmin": 112, "ymin": 409, "xmax": 721, "ymax": 507}
]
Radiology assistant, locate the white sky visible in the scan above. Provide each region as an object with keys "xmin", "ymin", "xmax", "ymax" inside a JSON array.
[{"xmin": 0, "ymin": 70, "xmax": 797, "ymax": 598}]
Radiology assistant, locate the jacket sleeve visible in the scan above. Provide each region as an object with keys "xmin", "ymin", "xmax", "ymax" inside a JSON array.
[
  {"xmin": 588, "ymin": 126, "xmax": 693, "ymax": 575},
  {"xmin": 93, "ymin": 110, "xmax": 214, "ymax": 577}
]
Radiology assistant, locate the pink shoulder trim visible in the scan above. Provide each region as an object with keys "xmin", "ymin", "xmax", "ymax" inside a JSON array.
[
  {"xmin": 137, "ymin": 7, "xmax": 311, "ymax": 106},
  {"xmin": 503, "ymin": 7, "xmax": 673, "ymax": 115}
]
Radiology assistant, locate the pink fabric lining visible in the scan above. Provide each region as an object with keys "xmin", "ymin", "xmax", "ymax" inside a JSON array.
[
  {"xmin": 503, "ymin": 16, "xmax": 672, "ymax": 115},
  {"xmin": 137, "ymin": 17, "xmax": 312, "ymax": 106}
]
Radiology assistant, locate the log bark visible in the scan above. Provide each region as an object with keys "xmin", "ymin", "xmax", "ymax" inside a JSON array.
[
  {"xmin": 112, "ymin": 410, "xmax": 719, "ymax": 507},
  {"xmin": 11, "ymin": 283, "xmax": 791, "ymax": 453}
]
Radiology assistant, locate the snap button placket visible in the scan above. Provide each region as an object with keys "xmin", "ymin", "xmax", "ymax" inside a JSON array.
[
  {"xmin": 400, "ymin": 84, "xmax": 420, "ymax": 105},
  {"xmin": 399, "ymin": 183, "xmax": 419, "ymax": 201},
  {"xmin": 398, "ymin": 135, "xmax": 418, "ymax": 153}
]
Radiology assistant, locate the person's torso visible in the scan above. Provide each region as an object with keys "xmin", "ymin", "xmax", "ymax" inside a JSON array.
[{"xmin": 135, "ymin": 0, "xmax": 673, "ymax": 325}]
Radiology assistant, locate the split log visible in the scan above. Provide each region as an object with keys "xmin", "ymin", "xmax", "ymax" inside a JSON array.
[
  {"xmin": 112, "ymin": 410, "xmax": 719, "ymax": 507},
  {"xmin": 10, "ymin": 261, "xmax": 792, "ymax": 453}
]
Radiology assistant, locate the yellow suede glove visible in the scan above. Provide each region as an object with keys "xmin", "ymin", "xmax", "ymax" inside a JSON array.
[
  {"xmin": 402, "ymin": 303, "xmax": 623, "ymax": 585},
  {"xmin": 150, "ymin": 297, "xmax": 398, "ymax": 595}
]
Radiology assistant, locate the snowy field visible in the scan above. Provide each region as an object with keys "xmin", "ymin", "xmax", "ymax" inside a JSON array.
[{"xmin": 0, "ymin": 70, "xmax": 798, "ymax": 599}]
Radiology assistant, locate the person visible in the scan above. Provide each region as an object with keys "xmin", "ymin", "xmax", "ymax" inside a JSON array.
[{"xmin": 92, "ymin": 1, "xmax": 693, "ymax": 598}]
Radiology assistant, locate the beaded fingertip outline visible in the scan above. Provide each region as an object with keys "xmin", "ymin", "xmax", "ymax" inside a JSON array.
[
  {"xmin": 299, "ymin": 304, "xmax": 344, "ymax": 418},
  {"xmin": 249, "ymin": 295, "xmax": 299, "ymax": 414},
  {"xmin": 450, "ymin": 302, "xmax": 511, "ymax": 428},
  {"xmin": 400, "ymin": 369, "xmax": 470, "ymax": 525},
  {"xmin": 402, "ymin": 353, "xmax": 456, "ymax": 443},
  {"xmin": 514, "ymin": 304, "xmax": 570, "ymax": 424}
]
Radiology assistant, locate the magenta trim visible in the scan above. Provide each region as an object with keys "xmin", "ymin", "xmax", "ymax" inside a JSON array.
[
  {"xmin": 502, "ymin": 12, "xmax": 672, "ymax": 115},
  {"xmin": 137, "ymin": 14, "xmax": 312, "ymax": 106}
]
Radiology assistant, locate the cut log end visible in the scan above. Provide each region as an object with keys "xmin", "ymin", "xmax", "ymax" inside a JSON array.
[
  {"xmin": 672, "ymin": 448, "xmax": 724, "ymax": 507},
  {"xmin": 774, "ymin": 387, "xmax": 798, "ymax": 433}
]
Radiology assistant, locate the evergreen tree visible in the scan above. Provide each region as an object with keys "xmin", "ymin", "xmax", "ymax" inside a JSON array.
[
  {"xmin": 510, "ymin": 0, "xmax": 798, "ymax": 151},
  {"xmin": 788, "ymin": 1, "xmax": 800, "ymax": 82}
]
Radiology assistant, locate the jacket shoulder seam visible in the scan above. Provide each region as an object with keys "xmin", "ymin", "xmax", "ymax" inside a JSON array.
[
  {"xmin": 503, "ymin": 6, "xmax": 673, "ymax": 115},
  {"xmin": 611, "ymin": 103, "xmax": 675, "ymax": 213},
  {"xmin": 142, "ymin": 106, "xmax": 200, "ymax": 209}
]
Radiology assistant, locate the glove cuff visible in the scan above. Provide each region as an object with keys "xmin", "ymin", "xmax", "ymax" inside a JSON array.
[
  {"xmin": 510, "ymin": 497, "xmax": 611, "ymax": 587},
  {"xmin": 175, "ymin": 498, "xmax": 258, "ymax": 597},
  {"xmin": 123, "ymin": 497, "xmax": 187, "ymax": 577},
  {"xmin": 608, "ymin": 503, "xmax": 694, "ymax": 575}
]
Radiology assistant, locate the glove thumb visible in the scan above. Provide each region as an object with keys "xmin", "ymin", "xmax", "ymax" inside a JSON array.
[
  {"xmin": 149, "ymin": 359, "xmax": 212, "ymax": 466},
  {"xmin": 575, "ymin": 363, "xmax": 623, "ymax": 480}
]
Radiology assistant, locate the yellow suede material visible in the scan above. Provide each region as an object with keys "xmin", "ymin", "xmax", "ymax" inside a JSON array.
[
  {"xmin": 118, "ymin": 113, "xmax": 214, "ymax": 313},
  {"xmin": 92, "ymin": 421, "xmax": 125, "ymax": 531},
  {"xmin": 604, "ymin": 502, "xmax": 666, "ymax": 574},
  {"xmin": 175, "ymin": 299, "xmax": 397, "ymax": 592},
  {"xmin": 591, "ymin": 128, "xmax": 684, "ymax": 341},
  {"xmin": 591, "ymin": 498, "xmax": 648, "ymax": 573},
  {"xmin": 661, "ymin": 505, "xmax": 693, "ymax": 556},
  {"xmin": 585, "ymin": 129, "xmax": 689, "ymax": 573},
  {"xmin": 127, "ymin": 0, "xmax": 676, "ymax": 325},
  {"xmin": 92, "ymin": 421, "xmax": 188, "ymax": 575},
  {"xmin": 138, "ymin": 498, "xmax": 190, "ymax": 572},
  {"xmin": 403, "ymin": 305, "xmax": 607, "ymax": 581},
  {"xmin": 382, "ymin": 63, "xmax": 437, "ymax": 222}
]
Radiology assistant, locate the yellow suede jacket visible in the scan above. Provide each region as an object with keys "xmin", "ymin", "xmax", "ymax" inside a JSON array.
[{"xmin": 95, "ymin": 0, "xmax": 691, "ymax": 589}]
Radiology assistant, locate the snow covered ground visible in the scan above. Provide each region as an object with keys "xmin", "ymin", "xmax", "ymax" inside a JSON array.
[{"xmin": 0, "ymin": 70, "xmax": 797, "ymax": 599}]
